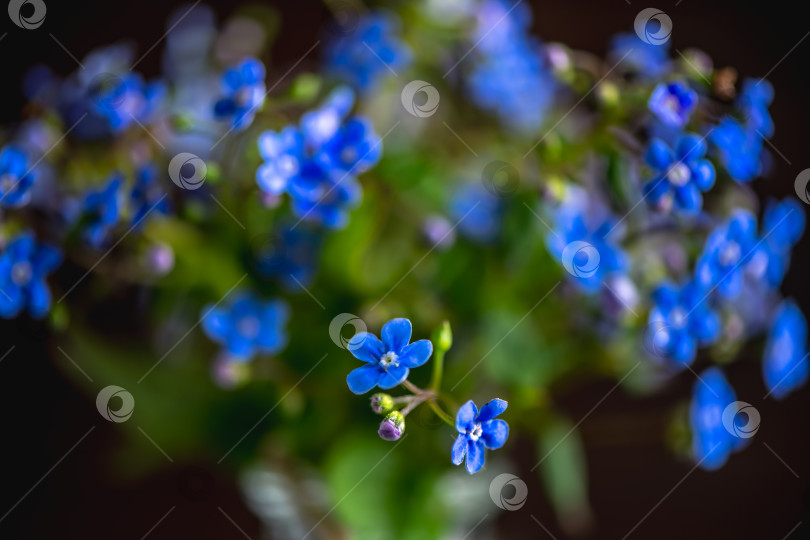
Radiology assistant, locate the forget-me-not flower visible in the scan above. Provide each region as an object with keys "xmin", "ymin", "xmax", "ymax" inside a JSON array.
[
  {"xmin": 202, "ymin": 293, "xmax": 289, "ymax": 360},
  {"xmin": 648, "ymin": 81, "xmax": 697, "ymax": 128},
  {"xmin": 763, "ymin": 299, "xmax": 809, "ymax": 400},
  {"xmin": 643, "ymin": 134, "xmax": 715, "ymax": 214},
  {"xmin": 214, "ymin": 58, "xmax": 266, "ymax": 130},
  {"xmin": 451, "ymin": 398, "xmax": 509, "ymax": 474},
  {"xmin": 690, "ymin": 367, "xmax": 742, "ymax": 470},
  {"xmin": 82, "ymin": 176, "xmax": 122, "ymax": 248},
  {"xmin": 0, "ymin": 232, "xmax": 62, "ymax": 319},
  {"xmin": 0, "ymin": 146, "xmax": 35, "ymax": 207},
  {"xmin": 696, "ymin": 210, "xmax": 758, "ymax": 299}
]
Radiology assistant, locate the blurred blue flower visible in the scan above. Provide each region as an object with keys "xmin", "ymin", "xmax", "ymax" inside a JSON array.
[
  {"xmin": 346, "ymin": 318, "xmax": 433, "ymax": 394},
  {"xmin": 130, "ymin": 166, "xmax": 169, "ymax": 227},
  {"xmin": 643, "ymin": 134, "xmax": 715, "ymax": 214},
  {"xmin": 710, "ymin": 117, "xmax": 763, "ymax": 183},
  {"xmin": 451, "ymin": 399, "xmax": 509, "ymax": 474},
  {"xmin": 0, "ymin": 232, "xmax": 62, "ymax": 319},
  {"xmin": 255, "ymin": 223, "xmax": 323, "ymax": 291},
  {"xmin": 0, "ymin": 146, "xmax": 35, "ymax": 207},
  {"xmin": 689, "ymin": 367, "xmax": 741, "ymax": 471},
  {"xmin": 214, "ymin": 58, "xmax": 266, "ymax": 130},
  {"xmin": 763, "ymin": 299, "xmax": 808, "ymax": 400},
  {"xmin": 256, "ymin": 126, "xmax": 305, "ymax": 196},
  {"xmin": 738, "ymin": 78, "xmax": 774, "ymax": 138},
  {"xmin": 449, "ymin": 183, "xmax": 501, "ymax": 243},
  {"xmin": 696, "ymin": 210, "xmax": 757, "ymax": 298},
  {"xmin": 647, "ymin": 280, "xmax": 720, "ymax": 367},
  {"xmin": 748, "ymin": 198, "xmax": 805, "ymax": 287},
  {"xmin": 648, "ymin": 81, "xmax": 697, "ymax": 128},
  {"xmin": 202, "ymin": 293, "xmax": 289, "ymax": 360},
  {"xmin": 609, "ymin": 33, "xmax": 670, "ymax": 77},
  {"xmin": 83, "ymin": 176, "xmax": 122, "ymax": 248},
  {"xmin": 318, "ymin": 118, "xmax": 382, "ymax": 174},
  {"xmin": 323, "ymin": 12, "xmax": 411, "ymax": 92}
]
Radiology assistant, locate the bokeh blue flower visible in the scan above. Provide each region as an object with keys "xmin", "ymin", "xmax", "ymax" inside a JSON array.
[
  {"xmin": 202, "ymin": 293, "xmax": 289, "ymax": 360},
  {"xmin": 0, "ymin": 232, "xmax": 62, "ymax": 319}
]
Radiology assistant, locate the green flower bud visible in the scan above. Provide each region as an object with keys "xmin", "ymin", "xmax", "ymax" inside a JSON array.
[
  {"xmin": 370, "ymin": 393, "xmax": 394, "ymax": 415},
  {"xmin": 378, "ymin": 411, "xmax": 405, "ymax": 441},
  {"xmin": 432, "ymin": 320, "xmax": 453, "ymax": 353}
]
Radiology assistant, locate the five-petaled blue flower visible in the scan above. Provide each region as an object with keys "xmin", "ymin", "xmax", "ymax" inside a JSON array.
[
  {"xmin": 647, "ymin": 280, "xmax": 720, "ymax": 367},
  {"xmin": 763, "ymin": 299, "xmax": 809, "ymax": 400},
  {"xmin": 690, "ymin": 367, "xmax": 743, "ymax": 471},
  {"xmin": 648, "ymin": 81, "xmax": 697, "ymax": 128},
  {"xmin": 202, "ymin": 293, "xmax": 289, "ymax": 360},
  {"xmin": 346, "ymin": 318, "xmax": 433, "ymax": 394},
  {"xmin": 214, "ymin": 58, "xmax": 266, "ymax": 130},
  {"xmin": 696, "ymin": 210, "xmax": 758, "ymax": 299},
  {"xmin": 0, "ymin": 232, "xmax": 62, "ymax": 319},
  {"xmin": 0, "ymin": 146, "xmax": 35, "ymax": 208},
  {"xmin": 83, "ymin": 175, "xmax": 122, "ymax": 248},
  {"xmin": 451, "ymin": 399, "xmax": 509, "ymax": 474},
  {"xmin": 643, "ymin": 134, "xmax": 715, "ymax": 214}
]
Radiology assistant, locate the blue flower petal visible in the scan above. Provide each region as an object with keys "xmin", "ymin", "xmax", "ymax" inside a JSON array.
[
  {"xmin": 202, "ymin": 305, "xmax": 230, "ymax": 342},
  {"xmin": 476, "ymin": 398, "xmax": 508, "ymax": 423},
  {"xmin": 27, "ymin": 279, "xmax": 51, "ymax": 319},
  {"xmin": 346, "ymin": 364, "xmax": 383, "ymax": 394},
  {"xmin": 348, "ymin": 332, "xmax": 385, "ymax": 364},
  {"xmin": 398, "ymin": 339, "xmax": 433, "ymax": 368},
  {"xmin": 377, "ymin": 364, "xmax": 410, "ymax": 389},
  {"xmin": 456, "ymin": 400, "xmax": 478, "ymax": 433},
  {"xmin": 645, "ymin": 139, "xmax": 674, "ymax": 170},
  {"xmin": 481, "ymin": 419, "xmax": 509, "ymax": 449},
  {"xmin": 381, "ymin": 318, "xmax": 412, "ymax": 353},
  {"xmin": 465, "ymin": 440, "xmax": 486, "ymax": 474},
  {"xmin": 451, "ymin": 434, "xmax": 467, "ymax": 465}
]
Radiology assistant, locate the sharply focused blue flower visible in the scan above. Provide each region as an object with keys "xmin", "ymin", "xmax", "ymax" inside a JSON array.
[
  {"xmin": 696, "ymin": 210, "xmax": 757, "ymax": 298},
  {"xmin": 738, "ymin": 78, "xmax": 774, "ymax": 138},
  {"xmin": 747, "ymin": 198, "xmax": 805, "ymax": 287},
  {"xmin": 214, "ymin": 58, "xmax": 266, "ymax": 130},
  {"xmin": 643, "ymin": 134, "xmax": 715, "ymax": 214},
  {"xmin": 130, "ymin": 166, "xmax": 169, "ymax": 227},
  {"xmin": 323, "ymin": 12, "xmax": 411, "ymax": 92},
  {"xmin": 82, "ymin": 176, "xmax": 123, "ymax": 248},
  {"xmin": 689, "ymin": 367, "xmax": 741, "ymax": 470},
  {"xmin": 0, "ymin": 146, "xmax": 35, "ymax": 207},
  {"xmin": 648, "ymin": 81, "xmax": 697, "ymax": 128},
  {"xmin": 609, "ymin": 33, "xmax": 670, "ymax": 77},
  {"xmin": 346, "ymin": 318, "xmax": 433, "ymax": 394},
  {"xmin": 647, "ymin": 280, "xmax": 720, "ymax": 367},
  {"xmin": 710, "ymin": 117, "xmax": 763, "ymax": 183},
  {"xmin": 451, "ymin": 399, "xmax": 509, "ymax": 474},
  {"xmin": 202, "ymin": 293, "xmax": 289, "ymax": 360},
  {"xmin": 0, "ymin": 232, "xmax": 62, "ymax": 319},
  {"xmin": 763, "ymin": 299, "xmax": 809, "ymax": 400}
]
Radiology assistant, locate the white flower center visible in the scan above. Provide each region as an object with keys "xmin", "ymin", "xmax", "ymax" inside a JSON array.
[
  {"xmin": 469, "ymin": 423, "xmax": 483, "ymax": 442},
  {"xmin": 11, "ymin": 261, "xmax": 33, "ymax": 287},
  {"xmin": 719, "ymin": 241, "xmax": 741, "ymax": 266},
  {"xmin": 670, "ymin": 306, "xmax": 688, "ymax": 329},
  {"xmin": 0, "ymin": 173, "xmax": 16, "ymax": 194},
  {"xmin": 237, "ymin": 315, "xmax": 261, "ymax": 340},
  {"xmin": 379, "ymin": 351, "xmax": 399, "ymax": 369},
  {"xmin": 666, "ymin": 162, "xmax": 691, "ymax": 186}
]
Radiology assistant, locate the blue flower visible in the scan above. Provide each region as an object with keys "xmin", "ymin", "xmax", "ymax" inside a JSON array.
[
  {"xmin": 748, "ymin": 198, "xmax": 805, "ymax": 287},
  {"xmin": 214, "ymin": 58, "xmax": 266, "ymax": 130},
  {"xmin": 643, "ymin": 134, "xmax": 715, "ymax": 214},
  {"xmin": 648, "ymin": 81, "xmax": 697, "ymax": 128},
  {"xmin": 647, "ymin": 280, "xmax": 721, "ymax": 367},
  {"xmin": 448, "ymin": 183, "xmax": 501, "ymax": 243},
  {"xmin": 689, "ymin": 367, "xmax": 742, "ymax": 470},
  {"xmin": 83, "ymin": 176, "xmax": 122, "ymax": 248},
  {"xmin": 130, "ymin": 166, "xmax": 169, "ymax": 227},
  {"xmin": 0, "ymin": 146, "xmax": 35, "ymax": 207},
  {"xmin": 696, "ymin": 210, "xmax": 757, "ymax": 298},
  {"xmin": 609, "ymin": 33, "xmax": 670, "ymax": 77},
  {"xmin": 346, "ymin": 318, "xmax": 433, "ymax": 394},
  {"xmin": 202, "ymin": 293, "xmax": 289, "ymax": 360},
  {"xmin": 323, "ymin": 12, "xmax": 411, "ymax": 92},
  {"xmin": 255, "ymin": 223, "xmax": 323, "ymax": 291},
  {"xmin": 710, "ymin": 117, "xmax": 763, "ymax": 183},
  {"xmin": 256, "ymin": 126, "xmax": 305, "ymax": 196},
  {"xmin": 451, "ymin": 399, "xmax": 509, "ymax": 474},
  {"xmin": 738, "ymin": 78, "xmax": 774, "ymax": 138},
  {"xmin": 318, "ymin": 118, "xmax": 382, "ymax": 174},
  {"xmin": 763, "ymin": 299, "xmax": 808, "ymax": 400},
  {"xmin": 0, "ymin": 232, "xmax": 62, "ymax": 319}
]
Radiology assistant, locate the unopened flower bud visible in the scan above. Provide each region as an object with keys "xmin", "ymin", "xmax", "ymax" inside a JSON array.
[
  {"xmin": 370, "ymin": 393, "xmax": 394, "ymax": 415},
  {"xmin": 432, "ymin": 320, "xmax": 453, "ymax": 353},
  {"xmin": 378, "ymin": 411, "xmax": 405, "ymax": 441}
]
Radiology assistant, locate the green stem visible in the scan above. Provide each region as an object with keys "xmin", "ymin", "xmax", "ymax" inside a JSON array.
[
  {"xmin": 427, "ymin": 399, "xmax": 455, "ymax": 426},
  {"xmin": 430, "ymin": 348, "xmax": 445, "ymax": 394}
]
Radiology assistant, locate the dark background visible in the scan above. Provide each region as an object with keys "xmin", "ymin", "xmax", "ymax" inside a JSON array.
[{"xmin": 1, "ymin": 0, "xmax": 809, "ymax": 538}]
